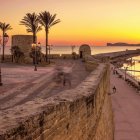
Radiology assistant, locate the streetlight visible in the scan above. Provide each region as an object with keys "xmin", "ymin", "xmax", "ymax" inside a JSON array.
[
  {"xmin": 0, "ymin": 33, "xmax": 9, "ymax": 86},
  {"xmin": 71, "ymin": 45, "xmax": 75, "ymax": 54},
  {"xmin": 38, "ymin": 42, "xmax": 41, "ymax": 49},
  {"xmin": 0, "ymin": 49, "xmax": 2, "ymax": 86},
  {"xmin": 1, "ymin": 33, "xmax": 9, "ymax": 62},
  {"xmin": 138, "ymin": 82, "xmax": 140, "ymax": 92},
  {"xmin": 37, "ymin": 42, "xmax": 41, "ymax": 63},
  {"xmin": 31, "ymin": 43, "xmax": 37, "ymax": 71},
  {"xmin": 124, "ymin": 66, "xmax": 128, "ymax": 81},
  {"xmin": 0, "ymin": 37, "xmax": 2, "ymax": 86},
  {"xmin": 71, "ymin": 45, "xmax": 76, "ymax": 59}
]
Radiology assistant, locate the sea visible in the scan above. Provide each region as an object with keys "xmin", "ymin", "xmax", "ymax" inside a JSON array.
[{"xmin": 4, "ymin": 45, "xmax": 140, "ymax": 81}]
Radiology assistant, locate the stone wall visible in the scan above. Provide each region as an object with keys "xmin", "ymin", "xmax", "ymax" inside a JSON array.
[
  {"xmin": 85, "ymin": 61, "xmax": 99, "ymax": 71},
  {"xmin": 0, "ymin": 63, "xmax": 114, "ymax": 140},
  {"xmin": 79, "ymin": 44, "xmax": 91, "ymax": 58},
  {"xmin": 94, "ymin": 49, "xmax": 140, "ymax": 59},
  {"xmin": 12, "ymin": 35, "xmax": 33, "ymax": 56}
]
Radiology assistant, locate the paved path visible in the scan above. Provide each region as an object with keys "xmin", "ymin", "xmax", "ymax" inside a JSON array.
[
  {"xmin": 0, "ymin": 60, "xmax": 90, "ymax": 133},
  {"xmin": 111, "ymin": 70, "xmax": 140, "ymax": 140},
  {"xmin": 0, "ymin": 60, "xmax": 89, "ymax": 110}
]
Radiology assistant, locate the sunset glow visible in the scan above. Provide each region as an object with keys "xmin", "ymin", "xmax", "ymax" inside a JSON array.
[{"xmin": 1, "ymin": 0, "xmax": 140, "ymax": 46}]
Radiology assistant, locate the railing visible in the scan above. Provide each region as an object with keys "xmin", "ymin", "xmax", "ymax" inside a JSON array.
[{"xmin": 119, "ymin": 68, "xmax": 140, "ymax": 85}]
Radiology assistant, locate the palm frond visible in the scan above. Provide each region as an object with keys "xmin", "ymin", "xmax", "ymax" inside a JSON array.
[
  {"xmin": 20, "ymin": 12, "xmax": 42, "ymax": 34},
  {"xmin": 0, "ymin": 22, "xmax": 12, "ymax": 33},
  {"xmin": 36, "ymin": 26, "xmax": 42, "ymax": 33},
  {"xmin": 39, "ymin": 11, "xmax": 60, "ymax": 29}
]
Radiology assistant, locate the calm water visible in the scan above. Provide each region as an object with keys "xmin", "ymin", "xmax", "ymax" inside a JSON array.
[
  {"xmin": 4, "ymin": 45, "xmax": 140, "ymax": 80},
  {"xmin": 123, "ymin": 55, "xmax": 140, "ymax": 81}
]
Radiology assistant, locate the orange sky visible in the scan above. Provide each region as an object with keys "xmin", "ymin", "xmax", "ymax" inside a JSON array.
[{"xmin": 1, "ymin": 0, "xmax": 140, "ymax": 46}]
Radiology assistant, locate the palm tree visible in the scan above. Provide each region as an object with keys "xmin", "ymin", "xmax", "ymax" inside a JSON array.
[
  {"xmin": 20, "ymin": 13, "xmax": 42, "ymax": 43},
  {"xmin": 0, "ymin": 22, "xmax": 12, "ymax": 61},
  {"xmin": 39, "ymin": 11, "xmax": 60, "ymax": 62}
]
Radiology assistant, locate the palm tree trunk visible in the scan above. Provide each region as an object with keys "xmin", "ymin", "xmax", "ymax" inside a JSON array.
[
  {"xmin": 45, "ymin": 29, "xmax": 48, "ymax": 62},
  {"xmin": 33, "ymin": 32, "xmax": 36, "ymax": 43},
  {"xmin": 2, "ymin": 31, "xmax": 5, "ymax": 61},
  {"xmin": 32, "ymin": 32, "xmax": 36, "ymax": 65}
]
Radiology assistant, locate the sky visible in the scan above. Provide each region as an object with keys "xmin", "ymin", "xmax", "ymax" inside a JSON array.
[{"xmin": 1, "ymin": 0, "xmax": 140, "ymax": 46}]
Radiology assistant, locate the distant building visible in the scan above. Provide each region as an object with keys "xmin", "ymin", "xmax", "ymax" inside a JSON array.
[
  {"xmin": 79, "ymin": 44, "xmax": 91, "ymax": 58},
  {"xmin": 12, "ymin": 35, "xmax": 34, "ymax": 56}
]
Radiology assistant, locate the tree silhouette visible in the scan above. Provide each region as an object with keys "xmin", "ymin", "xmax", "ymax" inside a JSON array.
[
  {"xmin": 20, "ymin": 13, "xmax": 42, "ymax": 43},
  {"xmin": 39, "ymin": 11, "xmax": 60, "ymax": 62},
  {"xmin": 0, "ymin": 22, "xmax": 12, "ymax": 61},
  {"xmin": 11, "ymin": 46, "xmax": 24, "ymax": 63}
]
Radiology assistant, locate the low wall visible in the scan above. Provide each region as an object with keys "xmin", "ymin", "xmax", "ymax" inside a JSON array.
[
  {"xmin": 2, "ymin": 54, "xmax": 80, "ymax": 63},
  {"xmin": 85, "ymin": 61, "xmax": 99, "ymax": 71},
  {"xmin": 0, "ymin": 63, "xmax": 114, "ymax": 140},
  {"xmin": 94, "ymin": 49, "xmax": 140, "ymax": 59},
  {"xmin": 0, "ymin": 55, "xmax": 12, "ymax": 62}
]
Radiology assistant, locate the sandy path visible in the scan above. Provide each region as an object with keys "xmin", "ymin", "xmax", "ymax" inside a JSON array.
[{"xmin": 111, "ymin": 69, "xmax": 140, "ymax": 140}]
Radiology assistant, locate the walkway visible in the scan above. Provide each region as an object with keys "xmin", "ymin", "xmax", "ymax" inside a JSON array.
[
  {"xmin": 111, "ymin": 70, "xmax": 140, "ymax": 140},
  {"xmin": 0, "ymin": 60, "xmax": 89, "ymax": 109},
  {"xmin": 0, "ymin": 60, "xmax": 90, "ymax": 132}
]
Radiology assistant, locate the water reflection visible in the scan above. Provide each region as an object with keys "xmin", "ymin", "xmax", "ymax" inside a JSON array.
[{"xmin": 123, "ymin": 56, "xmax": 140, "ymax": 81}]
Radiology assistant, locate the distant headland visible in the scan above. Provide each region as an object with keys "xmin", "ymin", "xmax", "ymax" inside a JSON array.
[{"xmin": 107, "ymin": 42, "xmax": 140, "ymax": 46}]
